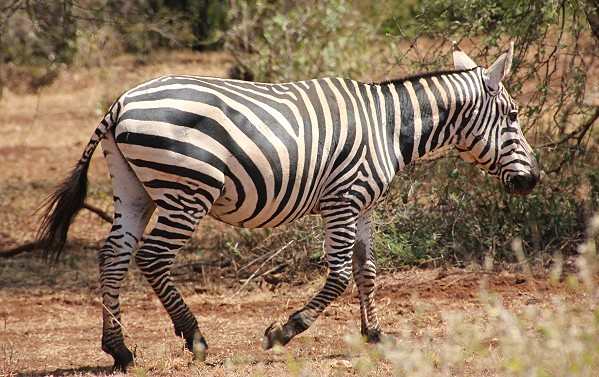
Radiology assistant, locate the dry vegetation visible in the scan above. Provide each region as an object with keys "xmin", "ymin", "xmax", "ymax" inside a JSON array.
[{"xmin": 0, "ymin": 50, "xmax": 598, "ymax": 376}]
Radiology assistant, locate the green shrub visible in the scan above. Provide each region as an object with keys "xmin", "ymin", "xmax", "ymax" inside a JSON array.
[
  {"xmin": 226, "ymin": 0, "xmax": 381, "ymax": 82},
  {"xmin": 373, "ymin": 0, "xmax": 598, "ymax": 268},
  {"xmin": 374, "ymin": 156, "xmax": 595, "ymax": 269}
]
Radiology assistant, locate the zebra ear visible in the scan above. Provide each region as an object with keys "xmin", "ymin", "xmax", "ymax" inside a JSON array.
[
  {"xmin": 452, "ymin": 41, "xmax": 477, "ymax": 70},
  {"xmin": 486, "ymin": 42, "xmax": 514, "ymax": 91}
]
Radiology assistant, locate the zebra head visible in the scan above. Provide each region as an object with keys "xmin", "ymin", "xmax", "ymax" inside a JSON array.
[{"xmin": 452, "ymin": 42, "xmax": 539, "ymax": 196}]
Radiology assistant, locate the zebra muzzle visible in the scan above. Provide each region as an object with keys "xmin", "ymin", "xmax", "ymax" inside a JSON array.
[{"xmin": 505, "ymin": 172, "xmax": 539, "ymax": 196}]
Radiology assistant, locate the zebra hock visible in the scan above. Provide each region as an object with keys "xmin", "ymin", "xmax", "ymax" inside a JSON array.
[{"xmin": 36, "ymin": 42, "xmax": 538, "ymax": 370}]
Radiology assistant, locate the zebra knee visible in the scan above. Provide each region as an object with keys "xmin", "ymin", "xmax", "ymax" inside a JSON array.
[
  {"xmin": 98, "ymin": 246, "xmax": 115, "ymax": 271},
  {"xmin": 328, "ymin": 269, "xmax": 352, "ymax": 294},
  {"xmin": 98, "ymin": 245, "xmax": 132, "ymax": 288},
  {"xmin": 134, "ymin": 247, "xmax": 168, "ymax": 273},
  {"xmin": 134, "ymin": 248, "xmax": 150, "ymax": 270}
]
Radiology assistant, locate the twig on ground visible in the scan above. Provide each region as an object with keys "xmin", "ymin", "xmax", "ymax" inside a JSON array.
[
  {"xmin": 0, "ymin": 241, "xmax": 38, "ymax": 258},
  {"xmin": 225, "ymin": 240, "xmax": 294, "ymax": 302},
  {"xmin": 239, "ymin": 262, "xmax": 288, "ymax": 283}
]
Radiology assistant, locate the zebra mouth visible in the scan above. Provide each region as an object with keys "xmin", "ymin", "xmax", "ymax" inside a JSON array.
[{"xmin": 504, "ymin": 173, "xmax": 539, "ymax": 196}]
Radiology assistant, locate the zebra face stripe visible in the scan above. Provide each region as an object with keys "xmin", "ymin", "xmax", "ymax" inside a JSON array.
[{"xmin": 457, "ymin": 84, "xmax": 539, "ymax": 195}]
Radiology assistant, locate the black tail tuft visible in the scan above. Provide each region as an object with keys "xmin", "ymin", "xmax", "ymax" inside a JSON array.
[{"xmin": 36, "ymin": 161, "xmax": 90, "ymax": 264}]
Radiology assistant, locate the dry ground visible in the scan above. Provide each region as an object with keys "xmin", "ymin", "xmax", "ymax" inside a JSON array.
[
  {"xmin": 0, "ymin": 51, "xmax": 597, "ymax": 376},
  {"xmin": 0, "ymin": 253, "xmax": 580, "ymax": 377}
]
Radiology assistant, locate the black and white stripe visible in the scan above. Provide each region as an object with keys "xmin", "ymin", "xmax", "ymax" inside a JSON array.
[{"xmin": 37, "ymin": 43, "xmax": 538, "ymax": 370}]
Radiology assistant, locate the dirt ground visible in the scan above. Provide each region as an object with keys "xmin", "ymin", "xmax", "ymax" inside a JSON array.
[
  {"xmin": 0, "ymin": 51, "xmax": 595, "ymax": 376},
  {"xmin": 0, "ymin": 252, "xmax": 577, "ymax": 377}
]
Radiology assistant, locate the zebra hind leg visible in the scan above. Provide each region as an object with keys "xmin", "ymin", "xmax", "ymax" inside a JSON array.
[
  {"xmin": 100, "ymin": 220, "xmax": 152, "ymax": 371},
  {"xmin": 99, "ymin": 136, "xmax": 155, "ymax": 371},
  {"xmin": 134, "ymin": 200, "xmax": 211, "ymax": 361},
  {"xmin": 262, "ymin": 211, "xmax": 356, "ymax": 349}
]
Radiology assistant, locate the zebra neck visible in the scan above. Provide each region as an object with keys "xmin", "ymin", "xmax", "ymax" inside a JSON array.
[{"xmin": 380, "ymin": 74, "xmax": 467, "ymax": 170}]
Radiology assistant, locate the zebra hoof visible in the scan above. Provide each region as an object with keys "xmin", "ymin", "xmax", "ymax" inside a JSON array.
[
  {"xmin": 112, "ymin": 356, "xmax": 135, "ymax": 373},
  {"xmin": 189, "ymin": 331, "xmax": 208, "ymax": 361},
  {"xmin": 364, "ymin": 329, "xmax": 397, "ymax": 347},
  {"xmin": 364, "ymin": 329, "xmax": 382, "ymax": 344},
  {"xmin": 111, "ymin": 349, "xmax": 134, "ymax": 373},
  {"xmin": 262, "ymin": 321, "xmax": 285, "ymax": 350}
]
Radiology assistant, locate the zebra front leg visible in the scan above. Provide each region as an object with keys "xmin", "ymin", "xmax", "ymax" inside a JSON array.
[
  {"xmin": 262, "ymin": 212, "xmax": 356, "ymax": 349},
  {"xmin": 351, "ymin": 210, "xmax": 384, "ymax": 343}
]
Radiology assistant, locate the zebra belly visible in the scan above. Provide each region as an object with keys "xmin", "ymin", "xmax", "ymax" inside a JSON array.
[
  {"xmin": 208, "ymin": 173, "xmax": 322, "ymax": 229},
  {"xmin": 208, "ymin": 200, "xmax": 314, "ymax": 228}
]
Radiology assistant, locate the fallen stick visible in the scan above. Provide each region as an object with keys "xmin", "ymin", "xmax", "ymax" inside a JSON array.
[
  {"xmin": 0, "ymin": 241, "xmax": 38, "ymax": 258},
  {"xmin": 0, "ymin": 203, "xmax": 113, "ymax": 258},
  {"xmin": 82, "ymin": 203, "xmax": 113, "ymax": 223}
]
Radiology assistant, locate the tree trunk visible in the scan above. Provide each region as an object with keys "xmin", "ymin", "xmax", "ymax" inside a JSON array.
[{"xmin": 585, "ymin": 0, "xmax": 599, "ymax": 43}]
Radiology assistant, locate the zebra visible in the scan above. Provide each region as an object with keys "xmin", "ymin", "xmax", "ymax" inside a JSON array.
[{"xmin": 36, "ymin": 42, "xmax": 538, "ymax": 370}]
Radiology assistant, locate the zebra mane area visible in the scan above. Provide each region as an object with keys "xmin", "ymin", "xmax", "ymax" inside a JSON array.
[{"xmin": 373, "ymin": 67, "xmax": 478, "ymax": 86}]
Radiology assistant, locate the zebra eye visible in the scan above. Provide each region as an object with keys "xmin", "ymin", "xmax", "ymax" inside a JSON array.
[{"xmin": 508, "ymin": 110, "xmax": 518, "ymax": 122}]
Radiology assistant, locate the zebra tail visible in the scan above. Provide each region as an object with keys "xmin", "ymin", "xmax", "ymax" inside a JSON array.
[
  {"xmin": 36, "ymin": 160, "xmax": 91, "ymax": 263},
  {"xmin": 36, "ymin": 100, "xmax": 121, "ymax": 264}
]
